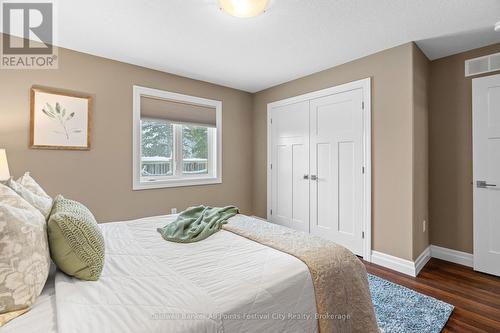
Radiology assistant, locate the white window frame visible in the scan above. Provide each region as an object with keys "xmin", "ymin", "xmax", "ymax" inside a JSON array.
[{"xmin": 133, "ymin": 86, "xmax": 222, "ymax": 190}]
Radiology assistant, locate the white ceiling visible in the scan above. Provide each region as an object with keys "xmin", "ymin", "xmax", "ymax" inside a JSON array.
[
  {"xmin": 9, "ymin": 1, "xmax": 500, "ymax": 92},
  {"xmin": 417, "ymin": 26, "xmax": 500, "ymax": 60}
]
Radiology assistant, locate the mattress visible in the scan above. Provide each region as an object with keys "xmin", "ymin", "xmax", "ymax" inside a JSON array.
[{"xmin": 5, "ymin": 215, "xmax": 317, "ymax": 333}]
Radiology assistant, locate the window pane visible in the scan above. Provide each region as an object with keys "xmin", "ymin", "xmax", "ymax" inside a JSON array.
[
  {"xmin": 182, "ymin": 125, "xmax": 209, "ymax": 175},
  {"xmin": 141, "ymin": 120, "xmax": 173, "ymax": 177}
]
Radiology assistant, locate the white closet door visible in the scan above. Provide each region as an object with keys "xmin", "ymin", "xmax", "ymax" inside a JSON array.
[
  {"xmin": 270, "ymin": 101, "xmax": 310, "ymax": 232},
  {"xmin": 309, "ymin": 89, "xmax": 364, "ymax": 255},
  {"xmin": 473, "ymin": 74, "xmax": 500, "ymax": 277}
]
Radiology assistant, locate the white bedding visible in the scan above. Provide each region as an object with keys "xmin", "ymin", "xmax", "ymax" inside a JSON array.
[{"xmin": 6, "ymin": 215, "xmax": 317, "ymax": 333}]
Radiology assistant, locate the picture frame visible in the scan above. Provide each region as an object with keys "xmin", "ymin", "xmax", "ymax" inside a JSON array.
[{"xmin": 30, "ymin": 87, "xmax": 92, "ymax": 150}]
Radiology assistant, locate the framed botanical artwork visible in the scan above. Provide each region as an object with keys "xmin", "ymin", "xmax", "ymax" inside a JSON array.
[{"xmin": 30, "ymin": 87, "xmax": 92, "ymax": 150}]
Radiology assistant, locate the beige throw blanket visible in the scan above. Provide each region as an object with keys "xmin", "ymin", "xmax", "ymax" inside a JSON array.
[{"xmin": 223, "ymin": 215, "xmax": 379, "ymax": 333}]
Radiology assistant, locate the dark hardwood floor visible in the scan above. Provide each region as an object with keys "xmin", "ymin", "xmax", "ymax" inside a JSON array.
[{"xmin": 364, "ymin": 258, "xmax": 500, "ymax": 332}]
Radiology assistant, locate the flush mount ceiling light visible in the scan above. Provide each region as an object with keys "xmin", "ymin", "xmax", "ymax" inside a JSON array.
[
  {"xmin": 218, "ymin": 0, "xmax": 269, "ymax": 18},
  {"xmin": 495, "ymin": 21, "xmax": 500, "ymax": 32}
]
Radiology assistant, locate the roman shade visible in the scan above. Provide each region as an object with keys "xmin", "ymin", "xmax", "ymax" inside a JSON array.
[{"xmin": 141, "ymin": 96, "xmax": 217, "ymax": 127}]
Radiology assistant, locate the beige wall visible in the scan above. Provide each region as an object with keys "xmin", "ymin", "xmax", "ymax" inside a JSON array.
[
  {"xmin": 411, "ymin": 44, "xmax": 430, "ymax": 260},
  {"xmin": 0, "ymin": 38, "xmax": 254, "ymax": 222},
  {"xmin": 429, "ymin": 43, "xmax": 500, "ymax": 254},
  {"xmin": 252, "ymin": 43, "xmax": 416, "ymax": 260}
]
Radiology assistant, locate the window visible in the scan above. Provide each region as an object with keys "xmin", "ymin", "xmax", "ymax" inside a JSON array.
[
  {"xmin": 141, "ymin": 120, "xmax": 174, "ymax": 177},
  {"xmin": 133, "ymin": 86, "xmax": 222, "ymax": 189},
  {"xmin": 181, "ymin": 125, "xmax": 209, "ymax": 175},
  {"xmin": 140, "ymin": 120, "xmax": 214, "ymax": 178}
]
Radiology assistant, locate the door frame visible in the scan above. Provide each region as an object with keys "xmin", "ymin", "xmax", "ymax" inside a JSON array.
[{"xmin": 266, "ymin": 78, "xmax": 372, "ymax": 261}]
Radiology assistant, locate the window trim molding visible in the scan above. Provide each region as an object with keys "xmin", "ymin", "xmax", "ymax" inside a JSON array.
[{"xmin": 133, "ymin": 85, "xmax": 222, "ymax": 190}]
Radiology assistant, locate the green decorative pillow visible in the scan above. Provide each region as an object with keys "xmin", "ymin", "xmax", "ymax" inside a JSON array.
[{"xmin": 47, "ymin": 195, "xmax": 105, "ymax": 281}]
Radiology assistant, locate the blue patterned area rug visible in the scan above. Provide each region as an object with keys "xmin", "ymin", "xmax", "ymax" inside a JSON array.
[{"xmin": 368, "ymin": 274, "xmax": 454, "ymax": 333}]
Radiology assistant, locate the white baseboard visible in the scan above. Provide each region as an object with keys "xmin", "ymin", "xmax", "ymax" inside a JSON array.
[
  {"xmin": 430, "ymin": 245, "xmax": 473, "ymax": 267},
  {"xmin": 414, "ymin": 246, "xmax": 432, "ymax": 276},
  {"xmin": 371, "ymin": 250, "xmax": 418, "ymax": 277},
  {"xmin": 371, "ymin": 245, "xmax": 473, "ymax": 277},
  {"xmin": 371, "ymin": 246, "xmax": 431, "ymax": 277}
]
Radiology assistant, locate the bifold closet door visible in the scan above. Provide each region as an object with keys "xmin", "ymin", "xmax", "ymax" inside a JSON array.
[
  {"xmin": 269, "ymin": 101, "xmax": 310, "ymax": 232},
  {"xmin": 309, "ymin": 89, "xmax": 364, "ymax": 255}
]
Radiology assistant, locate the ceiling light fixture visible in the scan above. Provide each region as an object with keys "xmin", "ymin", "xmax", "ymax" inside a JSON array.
[
  {"xmin": 495, "ymin": 21, "xmax": 500, "ymax": 32},
  {"xmin": 218, "ymin": 0, "xmax": 269, "ymax": 18}
]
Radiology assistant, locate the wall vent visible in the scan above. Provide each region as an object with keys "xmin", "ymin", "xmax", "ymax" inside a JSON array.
[{"xmin": 465, "ymin": 52, "xmax": 500, "ymax": 77}]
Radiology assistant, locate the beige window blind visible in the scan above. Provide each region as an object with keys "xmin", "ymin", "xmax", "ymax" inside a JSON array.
[{"xmin": 141, "ymin": 96, "xmax": 217, "ymax": 127}]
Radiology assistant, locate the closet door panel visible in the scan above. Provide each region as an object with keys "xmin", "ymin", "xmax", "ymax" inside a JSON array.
[
  {"xmin": 310, "ymin": 89, "xmax": 364, "ymax": 255},
  {"xmin": 270, "ymin": 101, "xmax": 310, "ymax": 232},
  {"xmin": 291, "ymin": 143, "xmax": 309, "ymax": 227},
  {"xmin": 338, "ymin": 141, "xmax": 355, "ymax": 234},
  {"xmin": 275, "ymin": 144, "xmax": 292, "ymax": 220},
  {"xmin": 316, "ymin": 142, "xmax": 335, "ymax": 230}
]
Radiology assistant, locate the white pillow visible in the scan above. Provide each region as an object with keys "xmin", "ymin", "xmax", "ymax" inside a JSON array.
[
  {"xmin": 17, "ymin": 172, "xmax": 51, "ymax": 198},
  {"xmin": 7, "ymin": 175, "xmax": 53, "ymax": 218},
  {"xmin": 0, "ymin": 183, "xmax": 51, "ymax": 326}
]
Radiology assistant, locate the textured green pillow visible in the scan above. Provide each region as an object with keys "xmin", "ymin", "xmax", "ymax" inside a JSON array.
[{"xmin": 47, "ymin": 195, "xmax": 105, "ymax": 281}]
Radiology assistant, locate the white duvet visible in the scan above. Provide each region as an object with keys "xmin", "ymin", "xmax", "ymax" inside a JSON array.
[{"xmin": 6, "ymin": 215, "xmax": 317, "ymax": 333}]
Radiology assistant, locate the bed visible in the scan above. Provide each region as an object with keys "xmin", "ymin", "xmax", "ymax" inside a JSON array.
[{"xmin": 3, "ymin": 214, "xmax": 377, "ymax": 333}]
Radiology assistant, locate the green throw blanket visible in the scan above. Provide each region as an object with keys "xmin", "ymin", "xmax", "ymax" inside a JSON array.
[{"xmin": 157, "ymin": 205, "xmax": 239, "ymax": 243}]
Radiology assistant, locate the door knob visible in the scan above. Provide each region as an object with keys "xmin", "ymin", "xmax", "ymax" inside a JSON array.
[
  {"xmin": 477, "ymin": 180, "xmax": 496, "ymax": 188},
  {"xmin": 311, "ymin": 175, "xmax": 318, "ymax": 181}
]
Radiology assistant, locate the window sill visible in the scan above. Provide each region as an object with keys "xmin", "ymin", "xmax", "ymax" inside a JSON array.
[{"xmin": 132, "ymin": 176, "xmax": 222, "ymax": 190}]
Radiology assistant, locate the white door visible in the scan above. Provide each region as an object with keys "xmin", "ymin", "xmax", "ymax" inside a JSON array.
[
  {"xmin": 309, "ymin": 89, "xmax": 365, "ymax": 255},
  {"xmin": 473, "ymin": 74, "xmax": 500, "ymax": 277},
  {"xmin": 270, "ymin": 101, "xmax": 310, "ymax": 232}
]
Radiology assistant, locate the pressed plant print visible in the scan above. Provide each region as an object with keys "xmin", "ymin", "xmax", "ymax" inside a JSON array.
[
  {"xmin": 31, "ymin": 88, "xmax": 91, "ymax": 150},
  {"xmin": 42, "ymin": 102, "xmax": 82, "ymax": 140}
]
